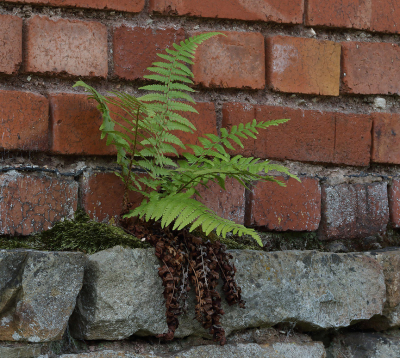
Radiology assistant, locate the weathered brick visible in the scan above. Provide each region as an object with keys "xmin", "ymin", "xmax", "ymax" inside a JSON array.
[
  {"xmin": 306, "ymin": 0, "xmax": 371, "ymax": 30},
  {"xmin": 266, "ymin": 36, "xmax": 341, "ymax": 96},
  {"xmin": 222, "ymin": 103, "xmax": 371, "ymax": 166},
  {"xmin": 82, "ymin": 172, "xmax": 145, "ymax": 223},
  {"xmin": 50, "ymin": 93, "xmax": 114, "ymax": 155},
  {"xmin": 319, "ymin": 182, "xmax": 389, "ymax": 240},
  {"xmin": 50, "ymin": 94, "xmax": 216, "ymax": 156},
  {"xmin": 371, "ymin": 0, "xmax": 400, "ymax": 33},
  {"xmin": 247, "ymin": 177, "xmax": 321, "ymax": 231},
  {"xmin": 113, "ymin": 26, "xmax": 185, "ymax": 81},
  {"xmin": 372, "ymin": 112, "xmax": 400, "ymax": 164},
  {"xmin": 195, "ymin": 178, "xmax": 245, "ymax": 225},
  {"xmin": 0, "ymin": 90, "xmax": 49, "ymax": 152},
  {"xmin": 0, "ymin": 15, "xmax": 22, "ymax": 74},
  {"xmin": 192, "ymin": 31, "xmax": 265, "ymax": 89},
  {"xmin": 389, "ymin": 179, "xmax": 400, "ymax": 228},
  {"xmin": 175, "ymin": 102, "xmax": 217, "ymax": 155},
  {"xmin": 0, "ymin": 172, "xmax": 78, "ymax": 235},
  {"xmin": 342, "ymin": 42, "xmax": 400, "ymax": 95},
  {"xmin": 9, "ymin": 0, "xmax": 145, "ymax": 12},
  {"xmin": 150, "ymin": 0, "xmax": 303, "ymax": 24},
  {"xmin": 25, "ymin": 16, "xmax": 108, "ymax": 77}
]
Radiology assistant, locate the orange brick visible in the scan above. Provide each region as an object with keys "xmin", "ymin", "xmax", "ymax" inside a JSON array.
[
  {"xmin": 113, "ymin": 26, "xmax": 185, "ymax": 80},
  {"xmin": 9, "ymin": 0, "xmax": 144, "ymax": 12},
  {"xmin": 25, "ymin": 16, "xmax": 108, "ymax": 78},
  {"xmin": 175, "ymin": 102, "xmax": 217, "ymax": 155},
  {"xmin": 247, "ymin": 177, "xmax": 321, "ymax": 231},
  {"xmin": 306, "ymin": 0, "xmax": 371, "ymax": 30},
  {"xmin": 0, "ymin": 90, "xmax": 49, "ymax": 151},
  {"xmin": 0, "ymin": 15, "xmax": 22, "ymax": 74},
  {"xmin": 222, "ymin": 103, "xmax": 371, "ymax": 166},
  {"xmin": 150, "ymin": 0, "xmax": 303, "ymax": 24},
  {"xmin": 0, "ymin": 172, "xmax": 78, "ymax": 235},
  {"xmin": 320, "ymin": 183, "xmax": 389, "ymax": 240},
  {"xmin": 372, "ymin": 112, "xmax": 400, "ymax": 164},
  {"xmin": 192, "ymin": 31, "xmax": 265, "ymax": 89},
  {"xmin": 342, "ymin": 42, "xmax": 400, "ymax": 95},
  {"xmin": 82, "ymin": 172, "xmax": 145, "ymax": 222},
  {"xmin": 266, "ymin": 36, "xmax": 341, "ymax": 96}
]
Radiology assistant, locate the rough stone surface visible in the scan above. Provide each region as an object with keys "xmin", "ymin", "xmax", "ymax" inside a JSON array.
[
  {"xmin": 0, "ymin": 171, "xmax": 78, "ymax": 235},
  {"xmin": 0, "ymin": 250, "xmax": 85, "ymax": 342},
  {"xmin": 306, "ymin": 0, "xmax": 371, "ymax": 30},
  {"xmin": 60, "ymin": 353, "xmax": 156, "ymax": 358},
  {"xmin": 328, "ymin": 332, "xmax": 400, "ymax": 358},
  {"xmin": 192, "ymin": 31, "xmax": 265, "ymax": 89},
  {"xmin": 248, "ymin": 177, "xmax": 321, "ymax": 231},
  {"xmin": 266, "ymin": 36, "xmax": 341, "ymax": 96},
  {"xmin": 0, "ymin": 15, "xmax": 22, "ymax": 75},
  {"xmin": 356, "ymin": 248, "xmax": 400, "ymax": 330},
  {"xmin": 0, "ymin": 343, "xmax": 42, "ymax": 358},
  {"xmin": 342, "ymin": 42, "xmax": 400, "ymax": 95},
  {"xmin": 25, "ymin": 16, "xmax": 108, "ymax": 77},
  {"xmin": 176, "ymin": 342, "xmax": 326, "ymax": 358},
  {"xmin": 372, "ymin": 112, "xmax": 400, "ymax": 164},
  {"xmin": 70, "ymin": 246, "xmax": 385, "ymax": 340},
  {"xmin": 0, "ymin": 90, "xmax": 49, "ymax": 152},
  {"xmin": 149, "ymin": 0, "xmax": 304, "ymax": 24},
  {"xmin": 222, "ymin": 103, "xmax": 371, "ymax": 166},
  {"xmin": 319, "ymin": 182, "xmax": 389, "ymax": 240},
  {"xmin": 113, "ymin": 26, "xmax": 185, "ymax": 81},
  {"xmin": 8, "ymin": 0, "xmax": 145, "ymax": 12}
]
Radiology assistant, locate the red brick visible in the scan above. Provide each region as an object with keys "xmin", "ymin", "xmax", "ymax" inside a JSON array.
[
  {"xmin": 371, "ymin": 112, "xmax": 400, "ymax": 164},
  {"xmin": 9, "ymin": 0, "xmax": 144, "ymax": 12},
  {"xmin": 195, "ymin": 178, "xmax": 245, "ymax": 225},
  {"xmin": 25, "ymin": 16, "xmax": 108, "ymax": 78},
  {"xmin": 50, "ymin": 93, "xmax": 115, "ymax": 155},
  {"xmin": 222, "ymin": 103, "xmax": 371, "ymax": 166},
  {"xmin": 247, "ymin": 177, "xmax": 321, "ymax": 231},
  {"xmin": 389, "ymin": 179, "xmax": 400, "ymax": 228},
  {"xmin": 266, "ymin": 36, "xmax": 341, "ymax": 96},
  {"xmin": 342, "ymin": 42, "xmax": 400, "ymax": 95},
  {"xmin": 150, "ymin": 0, "xmax": 303, "ymax": 24},
  {"xmin": 82, "ymin": 171, "xmax": 145, "ymax": 222},
  {"xmin": 0, "ymin": 90, "xmax": 49, "ymax": 152},
  {"xmin": 0, "ymin": 15, "xmax": 22, "ymax": 74},
  {"xmin": 0, "ymin": 172, "xmax": 78, "ymax": 235},
  {"xmin": 371, "ymin": 0, "xmax": 400, "ymax": 33},
  {"xmin": 306, "ymin": 0, "xmax": 371, "ymax": 30},
  {"xmin": 175, "ymin": 102, "xmax": 217, "ymax": 155},
  {"xmin": 113, "ymin": 26, "xmax": 185, "ymax": 81},
  {"xmin": 192, "ymin": 31, "xmax": 265, "ymax": 89},
  {"xmin": 320, "ymin": 182, "xmax": 389, "ymax": 240}
]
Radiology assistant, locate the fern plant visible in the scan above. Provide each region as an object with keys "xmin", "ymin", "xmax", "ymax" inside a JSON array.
[{"xmin": 74, "ymin": 32, "xmax": 298, "ymax": 246}]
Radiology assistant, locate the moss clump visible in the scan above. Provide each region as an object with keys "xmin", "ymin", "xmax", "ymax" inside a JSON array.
[{"xmin": 0, "ymin": 209, "xmax": 151, "ymax": 254}]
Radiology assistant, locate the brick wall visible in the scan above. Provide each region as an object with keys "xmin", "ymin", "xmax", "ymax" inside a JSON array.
[{"xmin": 1, "ymin": 0, "xmax": 400, "ymax": 242}]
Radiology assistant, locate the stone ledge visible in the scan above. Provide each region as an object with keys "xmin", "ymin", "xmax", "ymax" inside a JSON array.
[{"xmin": 69, "ymin": 246, "xmax": 386, "ymax": 340}]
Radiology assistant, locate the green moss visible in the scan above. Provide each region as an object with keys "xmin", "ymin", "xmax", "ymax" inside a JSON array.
[{"xmin": 0, "ymin": 209, "xmax": 150, "ymax": 254}]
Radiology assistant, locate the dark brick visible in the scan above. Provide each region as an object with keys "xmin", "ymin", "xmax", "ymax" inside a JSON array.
[
  {"xmin": 0, "ymin": 172, "xmax": 78, "ymax": 235},
  {"xmin": 319, "ymin": 182, "xmax": 389, "ymax": 240}
]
